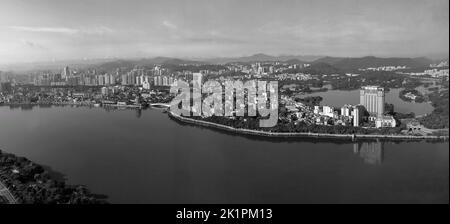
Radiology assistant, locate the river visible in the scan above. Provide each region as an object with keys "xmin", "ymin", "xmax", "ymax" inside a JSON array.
[{"xmin": 0, "ymin": 105, "xmax": 447, "ymax": 203}]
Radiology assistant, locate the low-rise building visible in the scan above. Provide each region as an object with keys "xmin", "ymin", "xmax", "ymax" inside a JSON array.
[{"xmin": 375, "ymin": 116, "xmax": 396, "ymax": 128}]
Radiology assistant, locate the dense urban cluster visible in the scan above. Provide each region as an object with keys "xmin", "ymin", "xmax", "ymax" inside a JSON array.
[
  {"xmin": 0, "ymin": 58, "xmax": 449, "ymax": 133},
  {"xmin": 187, "ymin": 85, "xmax": 403, "ymax": 135}
]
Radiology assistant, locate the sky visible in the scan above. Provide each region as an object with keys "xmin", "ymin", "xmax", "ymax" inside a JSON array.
[{"xmin": 0, "ymin": 0, "xmax": 448, "ymax": 64}]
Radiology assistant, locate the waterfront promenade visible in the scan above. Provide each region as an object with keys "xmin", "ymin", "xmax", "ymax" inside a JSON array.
[{"xmin": 169, "ymin": 112, "xmax": 449, "ymax": 141}]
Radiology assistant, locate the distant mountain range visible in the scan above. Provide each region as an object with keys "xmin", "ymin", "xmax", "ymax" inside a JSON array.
[
  {"xmin": 1, "ymin": 53, "xmax": 446, "ymax": 73},
  {"xmin": 203, "ymin": 53, "xmax": 323, "ymax": 64},
  {"xmin": 313, "ymin": 56, "xmax": 433, "ymax": 71},
  {"xmin": 97, "ymin": 54, "xmax": 437, "ymax": 72},
  {"xmin": 93, "ymin": 57, "xmax": 206, "ymax": 72}
]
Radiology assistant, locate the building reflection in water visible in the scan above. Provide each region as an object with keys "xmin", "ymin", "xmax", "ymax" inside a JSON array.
[
  {"xmin": 353, "ymin": 141, "xmax": 384, "ymax": 165},
  {"xmin": 135, "ymin": 109, "xmax": 142, "ymax": 118}
]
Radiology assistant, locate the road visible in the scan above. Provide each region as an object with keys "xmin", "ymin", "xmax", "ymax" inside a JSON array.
[{"xmin": 0, "ymin": 179, "xmax": 18, "ymax": 204}]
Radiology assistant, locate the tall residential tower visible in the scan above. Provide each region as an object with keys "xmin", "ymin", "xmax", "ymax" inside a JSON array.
[{"xmin": 360, "ymin": 86, "xmax": 385, "ymax": 117}]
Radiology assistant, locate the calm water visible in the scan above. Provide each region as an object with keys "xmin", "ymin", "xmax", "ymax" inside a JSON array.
[
  {"xmin": 302, "ymin": 87, "xmax": 434, "ymax": 115},
  {"xmin": 0, "ymin": 105, "xmax": 448, "ymax": 204}
]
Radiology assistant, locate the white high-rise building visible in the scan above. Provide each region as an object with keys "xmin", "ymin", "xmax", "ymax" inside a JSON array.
[
  {"xmin": 322, "ymin": 106, "xmax": 334, "ymax": 117},
  {"xmin": 360, "ymin": 86, "xmax": 385, "ymax": 117},
  {"xmin": 97, "ymin": 75, "xmax": 105, "ymax": 86},
  {"xmin": 135, "ymin": 75, "xmax": 143, "ymax": 86},
  {"xmin": 142, "ymin": 80, "xmax": 151, "ymax": 90},
  {"xmin": 162, "ymin": 76, "xmax": 168, "ymax": 86},
  {"xmin": 121, "ymin": 74, "xmax": 128, "ymax": 85},
  {"xmin": 104, "ymin": 74, "xmax": 111, "ymax": 86},
  {"xmin": 341, "ymin": 104, "xmax": 352, "ymax": 117},
  {"xmin": 62, "ymin": 66, "xmax": 70, "ymax": 79},
  {"xmin": 101, "ymin": 87, "xmax": 109, "ymax": 95}
]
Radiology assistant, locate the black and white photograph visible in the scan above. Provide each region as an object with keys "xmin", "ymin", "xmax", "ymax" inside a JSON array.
[{"xmin": 0, "ymin": 0, "xmax": 448, "ymax": 211}]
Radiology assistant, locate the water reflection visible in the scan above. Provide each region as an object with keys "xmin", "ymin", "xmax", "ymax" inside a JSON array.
[
  {"xmin": 3, "ymin": 104, "xmax": 146, "ymax": 118},
  {"xmin": 353, "ymin": 141, "xmax": 384, "ymax": 165},
  {"xmin": 135, "ymin": 109, "xmax": 142, "ymax": 118},
  {"xmin": 7, "ymin": 104, "xmax": 34, "ymax": 110},
  {"xmin": 0, "ymin": 106, "xmax": 447, "ymax": 203}
]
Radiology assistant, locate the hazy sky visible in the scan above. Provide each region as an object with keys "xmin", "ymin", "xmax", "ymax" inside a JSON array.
[{"xmin": 0, "ymin": 0, "xmax": 448, "ymax": 63}]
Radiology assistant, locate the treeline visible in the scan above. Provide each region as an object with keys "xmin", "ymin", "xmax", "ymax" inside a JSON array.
[
  {"xmin": 329, "ymin": 71, "xmax": 405, "ymax": 90},
  {"xmin": 294, "ymin": 96, "xmax": 323, "ymax": 106},
  {"xmin": 0, "ymin": 150, "xmax": 108, "ymax": 204},
  {"xmin": 419, "ymin": 89, "xmax": 449, "ymax": 129},
  {"xmin": 165, "ymin": 64, "xmax": 228, "ymax": 72},
  {"xmin": 193, "ymin": 115, "xmax": 404, "ymax": 135}
]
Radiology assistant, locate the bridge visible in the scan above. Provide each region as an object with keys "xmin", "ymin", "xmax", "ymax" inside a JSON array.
[
  {"xmin": 150, "ymin": 103, "xmax": 170, "ymax": 108},
  {"xmin": 0, "ymin": 180, "xmax": 18, "ymax": 204}
]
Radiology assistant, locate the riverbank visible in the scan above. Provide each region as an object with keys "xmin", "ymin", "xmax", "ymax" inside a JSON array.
[
  {"xmin": 2, "ymin": 102, "xmax": 95, "ymax": 107},
  {"xmin": 2, "ymin": 102, "xmax": 156, "ymax": 109},
  {"xmin": 168, "ymin": 112, "xmax": 449, "ymax": 141},
  {"xmin": 1, "ymin": 102, "xmax": 146, "ymax": 110},
  {"xmin": 0, "ymin": 149, "xmax": 108, "ymax": 204}
]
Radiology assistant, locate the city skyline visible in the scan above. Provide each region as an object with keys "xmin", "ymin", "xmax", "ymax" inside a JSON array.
[{"xmin": 0, "ymin": 0, "xmax": 449, "ymax": 64}]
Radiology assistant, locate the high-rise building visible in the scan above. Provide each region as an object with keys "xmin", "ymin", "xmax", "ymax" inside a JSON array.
[
  {"xmin": 154, "ymin": 76, "xmax": 164, "ymax": 86},
  {"xmin": 135, "ymin": 75, "xmax": 141, "ymax": 86},
  {"xmin": 352, "ymin": 105, "xmax": 364, "ymax": 127},
  {"xmin": 142, "ymin": 80, "xmax": 151, "ymax": 90},
  {"xmin": 62, "ymin": 66, "xmax": 70, "ymax": 79},
  {"xmin": 121, "ymin": 74, "xmax": 128, "ymax": 85},
  {"xmin": 341, "ymin": 104, "xmax": 352, "ymax": 117},
  {"xmin": 101, "ymin": 87, "xmax": 109, "ymax": 95},
  {"xmin": 104, "ymin": 74, "xmax": 111, "ymax": 86},
  {"xmin": 143, "ymin": 75, "xmax": 150, "ymax": 84},
  {"xmin": 322, "ymin": 106, "xmax": 334, "ymax": 117},
  {"xmin": 360, "ymin": 86, "xmax": 384, "ymax": 117},
  {"xmin": 128, "ymin": 72, "xmax": 136, "ymax": 85},
  {"xmin": 97, "ymin": 75, "xmax": 104, "ymax": 86},
  {"xmin": 135, "ymin": 75, "xmax": 146, "ymax": 86}
]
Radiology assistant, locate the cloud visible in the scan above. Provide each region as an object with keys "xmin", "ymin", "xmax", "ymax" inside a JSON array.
[
  {"xmin": 10, "ymin": 26, "xmax": 78, "ymax": 34},
  {"xmin": 9, "ymin": 26, "xmax": 114, "ymax": 35},
  {"xmin": 162, "ymin": 21, "xmax": 177, "ymax": 30},
  {"xmin": 82, "ymin": 26, "xmax": 114, "ymax": 35},
  {"xmin": 21, "ymin": 39, "xmax": 36, "ymax": 47},
  {"xmin": 20, "ymin": 39, "xmax": 47, "ymax": 50},
  {"xmin": 157, "ymin": 26, "xmax": 247, "ymax": 45},
  {"xmin": 257, "ymin": 20, "xmax": 409, "ymax": 45}
]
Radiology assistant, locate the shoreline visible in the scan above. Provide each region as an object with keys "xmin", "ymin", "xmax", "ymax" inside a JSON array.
[
  {"xmin": 1, "ymin": 102, "xmax": 144, "ymax": 109},
  {"xmin": 168, "ymin": 112, "xmax": 449, "ymax": 141},
  {"xmin": 1, "ymin": 102, "xmax": 95, "ymax": 106},
  {"xmin": 2, "ymin": 103, "xmax": 448, "ymax": 141},
  {"xmin": 0, "ymin": 149, "xmax": 109, "ymax": 204}
]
